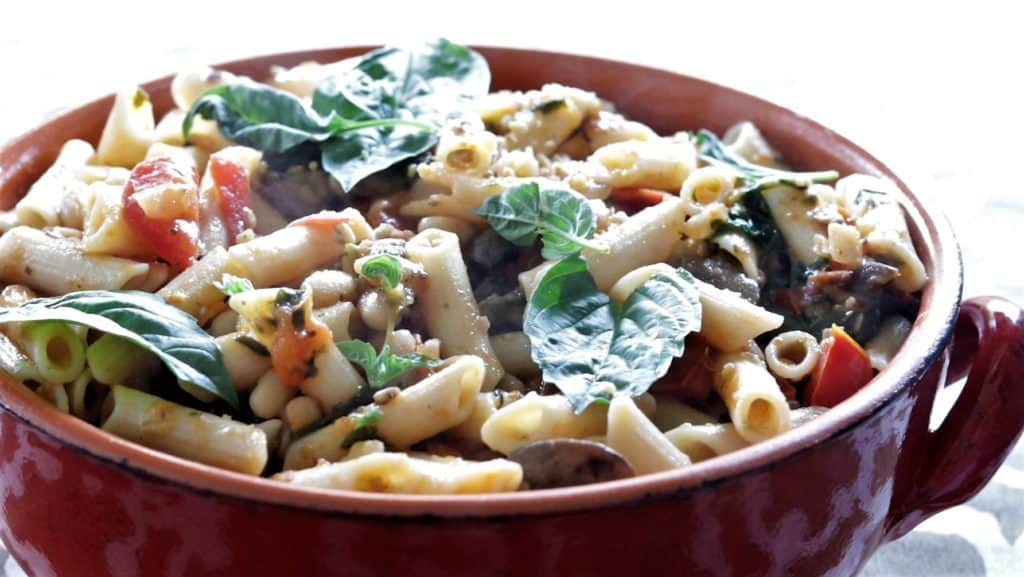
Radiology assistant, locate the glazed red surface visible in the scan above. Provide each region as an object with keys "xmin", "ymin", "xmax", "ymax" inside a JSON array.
[{"xmin": 0, "ymin": 47, "xmax": 1021, "ymax": 577}]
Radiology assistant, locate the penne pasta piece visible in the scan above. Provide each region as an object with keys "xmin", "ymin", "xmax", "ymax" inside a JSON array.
[
  {"xmin": 713, "ymin": 352, "xmax": 792, "ymax": 443},
  {"xmin": 761, "ymin": 184, "xmax": 824, "ymax": 266},
  {"xmin": 695, "ymin": 279, "xmax": 783, "ymax": 353},
  {"xmin": 95, "ymin": 87, "xmax": 156, "ymax": 168},
  {"xmin": 86, "ymin": 334, "xmax": 160, "ymax": 388},
  {"xmin": 102, "ymin": 385, "xmax": 267, "ymax": 475},
  {"xmin": 275, "ymin": 452, "xmax": 522, "ymax": 494},
  {"xmin": 764, "ymin": 331, "xmax": 820, "ymax": 382},
  {"xmin": 22, "ymin": 321, "xmax": 86, "ymax": 385},
  {"xmin": 227, "ymin": 209, "xmax": 369, "ymax": 287},
  {"xmin": 313, "ymin": 301, "xmax": 356, "ymax": 342},
  {"xmin": 157, "ymin": 247, "xmax": 234, "ymax": 325},
  {"xmin": 481, "ymin": 392, "xmax": 608, "ymax": 455},
  {"xmin": 583, "ymin": 197, "xmax": 688, "ymax": 292},
  {"xmin": 591, "ymin": 137, "xmax": 697, "ymax": 192},
  {"xmin": 374, "ymin": 355, "xmax": 485, "ymax": 448},
  {"xmin": 0, "ymin": 226, "xmax": 149, "ymax": 293},
  {"xmin": 300, "ymin": 344, "xmax": 365, "ymax": 411},
  {"xmin": 406, "ymin": 229, "xmax": 504, "ymax": 389},
  {"xmin": 606, "ymin": 396, "xmax": 691, "ymax": 474},
  {"xmin": 445, "ymin": 390, "xmax": 523, "ymax": 448},
  {"xmin": 663, "ymin": 421, "xmax": 748, "ymax": 463},
  {"xmin": 15, "ymin": 139, "xmax": 94, "ymax": 228},
  {"xmin": 216, "ymin": 332, "xmax": 272, "ymax": 392}
]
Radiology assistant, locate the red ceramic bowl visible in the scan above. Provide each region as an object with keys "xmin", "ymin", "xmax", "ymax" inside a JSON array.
[{"xmin": 0, "ymin": 47, "xmax": 1021, "ymax": 577}]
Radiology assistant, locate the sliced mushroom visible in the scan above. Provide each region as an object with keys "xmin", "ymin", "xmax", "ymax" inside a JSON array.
[{"xmin": 509, "ymin": 439, "xmax": 635, "ymax": 489}]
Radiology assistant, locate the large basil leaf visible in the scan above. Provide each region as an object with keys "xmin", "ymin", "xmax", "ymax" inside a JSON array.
[
  {"xmin": 474, "ymin": 182, "xmax": 606, "ymax": 260},
  {"xmin": 0, "ymin": 291, "xmax": 238, "ymax": 409},
  {"xmin": 183, "ymin": 83, "xmax": 333, "ymax": 153},
  {"xmin": 321, "ymin": 128, "xmax": 435, "ymax": 192},
  {"xmin": 524, "ymin": 256, "xmax": 702, "ymax": 412},
  {"xmin": 312, "ymin": 38, "xmax": 489, "ymax": 190},
  {"xmin": 312, "ymin": 38, "xmax": 489, "ymax": 125},
  {"xmin": 186, "ymin": 39, "xmax": 489, "ymax": 193}
]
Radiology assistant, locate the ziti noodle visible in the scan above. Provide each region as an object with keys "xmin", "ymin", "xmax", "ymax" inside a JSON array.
[{"xmin": 0, "ymin": 40, "xmax": 924, "ymax": 493}]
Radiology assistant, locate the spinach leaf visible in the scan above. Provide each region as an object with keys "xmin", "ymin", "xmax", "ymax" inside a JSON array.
[
  {"xmin": 694, "ymin": 129, "xmax": 838, "ymax": 194},
  {"xmin": 524, "ymin": 256, "xmax": 702, "ymax": 412},
  {"xmin": 474, "ymin": 182, "xmax": 607, "ymax": 260},
  {"xmin": 183, "ymin": 83, "xmax": 333, "ymax": 153},
  {"xmin": 214, "ymin": 273, "xmax": 254, "ymax": 296},
  {"xmin": 359, "ymin": 254, "xmax": 404, "ymax": 289},
  {"xmin": 185, "ymin": 39, "xmax": 489, "ymax": 192},
  {"xmin": 337, "ymin": 339, "xmax": 442, "ymax": 389},
  {"xmin": 0, "ymin": 291, "xmax": 237, "ymax": 409}
]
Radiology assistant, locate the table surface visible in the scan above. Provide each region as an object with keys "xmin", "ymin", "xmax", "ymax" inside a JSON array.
[{"xmin": 0, "ymin": 1, "xmax": 1021, "ymax": 575}]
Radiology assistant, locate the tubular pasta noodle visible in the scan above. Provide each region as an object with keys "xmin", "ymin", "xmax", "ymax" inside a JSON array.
[
  {"xmin": 695, "ymin": 279, "xmax": 784, "ymax": 353},
  {"xmin": 374, "ymin": 355, "xmax": 485, "ymax": 449},
  {"xmin": 764, "ymin": 331, "xmax": 820, "ymax": 382},
  {"xmin": 713, "ymin": 351, "xmax": 792, "ymax": 443},
  {"xmin": 406, "ymin": 229, "xmax": 504, "ymax": 389},
  {"xmin": 582, "ymin": 197, "xmax": 689, "ymax": 292},
  {"xmin": 102, "ymin": 385, "xmax": 267, "ymax": 475},
  {"xmin": 663, "ymin": 421, "xmax": 748, "ymax": 463},
  {"xmin": 481, "ymin": 392, "xmax": 608, "ymax": 455},
  {"xmin": 275, "ymin": 452, "xmax": 522, "ymax": 494},
  {"xmin": 15, "ymin": 139, "xmax": 94, "ymax": 228},
  {"xmin": 95, "ymin": 87, "xmax": 156, "ymax": 168},
  {"xmin": 606, "ymin": 396, "xmax": 690, "ymax": 474},
  {"xmin": 0, "ymin": 226, "xmax": 149, "ymax": 293},
  {"xmin": 157, "ymin": 247, "xmax": 234, "ymax": 325}
]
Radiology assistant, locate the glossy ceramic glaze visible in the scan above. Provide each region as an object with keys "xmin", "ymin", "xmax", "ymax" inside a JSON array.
[{"xmin": 0, "ymin": 47, "xmax": 1021, "ymax": 577}]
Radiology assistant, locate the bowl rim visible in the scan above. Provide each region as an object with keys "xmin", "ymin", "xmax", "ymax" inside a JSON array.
[{"xmin": 0, "ymin": 45, "xmax": 963, "ymax": 518}]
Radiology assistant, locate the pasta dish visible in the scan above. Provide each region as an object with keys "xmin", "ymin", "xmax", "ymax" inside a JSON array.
[{"xmin": 0, "ymin": 40, "xmax": 925, "ymax": 494}]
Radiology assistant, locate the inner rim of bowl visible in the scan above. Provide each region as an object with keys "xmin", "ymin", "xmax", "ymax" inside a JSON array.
[{"xmin": 0, "ymin": 46, "xmax": 963, "ymax": 517}]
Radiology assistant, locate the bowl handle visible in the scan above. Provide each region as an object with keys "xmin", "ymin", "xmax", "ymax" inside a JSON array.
[{"xmin": 886, "ymin": 296, "xmax": 1024, "ymax": 538}]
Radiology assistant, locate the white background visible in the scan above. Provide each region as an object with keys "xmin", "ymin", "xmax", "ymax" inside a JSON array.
[{"xmin": 0, "ymin": 1, "xmax": 1021, "ymax": 575}]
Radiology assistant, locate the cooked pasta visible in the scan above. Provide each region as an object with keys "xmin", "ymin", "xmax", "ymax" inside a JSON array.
[{"xmin": 0, "ymin": 40, "xmax": 926, "ymax": 494}]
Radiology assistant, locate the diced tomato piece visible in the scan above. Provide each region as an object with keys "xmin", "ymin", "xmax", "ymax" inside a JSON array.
[
  {"xmin": 805, "ymin": 324, "xmax": 875, "ymax": 407},
  {"xmin": 209, "ymin": 156, "xmax": 252, "ymax": 244},
  {"xmin": 268, "ymin": 307, "xmax": 333, "ymax": 387},
  {"xmin": 122, "ymin": 156, "xmax": 200, "ymax": 270},
  {"xmin": 610, "ymin": 187, "xmax": 666, "ymax": 214},
  {"xmin": 287, "ymin": 211, "xmax": 351, "ymax": 230},
  {"xmin": 270, "ymin": 324, "xmax": 331, "ymax": 387}
]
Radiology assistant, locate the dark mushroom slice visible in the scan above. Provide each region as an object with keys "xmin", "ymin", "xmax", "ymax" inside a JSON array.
[{"xmin": 510, "ymin": 439, "xmax": 635, "ymax": 490}]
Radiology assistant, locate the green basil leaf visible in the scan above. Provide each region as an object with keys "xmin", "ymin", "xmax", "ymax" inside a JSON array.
[
  {"xmin": 0, "ymin": 291, "xmax": 238, "ymax": 409},
  {"xmin": 337, "ymin": 339, "xmax": 442, "ymax": 389},
  {"xmin": 360, "ymin": 254, "xmax": 404, "ymax": 289},
  {"xmin": 214, "ymin": 273, "xmax": 254, "ymax": 297},
  {"xmin": 694, "ymin": 129, "xmax": 838, "ymax": 194},
  {"xmin": 474, "ymin": 182, "xmax": 606, "ymax": 260},
  {"xmin": 184, "ymin": 40, "xmax": 489, "ymax": 194},
  {"xmin": 184, "ymin": 84, "xmax": 333, "ymax": 153},
  {"xmin": 312, "ymin": 38, "xmax": 489, "ymax": 190},
  {"xmin": 312, "ymin": 38, "xmax": 489, "ymax": 124},
  {"xmin": 320, "ymin": 128, "xmax": 435, "ymax": 192},
  {"xmin": 524, "ymin": 256, "xmax": 702, "ymax": 412}
]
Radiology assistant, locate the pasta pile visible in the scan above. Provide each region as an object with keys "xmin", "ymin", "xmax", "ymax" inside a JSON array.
[{"xmin": 0, "ymin": 41, "xmax": 925, "ymax": 494}]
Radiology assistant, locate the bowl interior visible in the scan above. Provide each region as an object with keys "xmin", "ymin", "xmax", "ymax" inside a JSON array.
[{"xmin": 0, "ymin": 46, "xmax": 962, "ymax": 516}]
